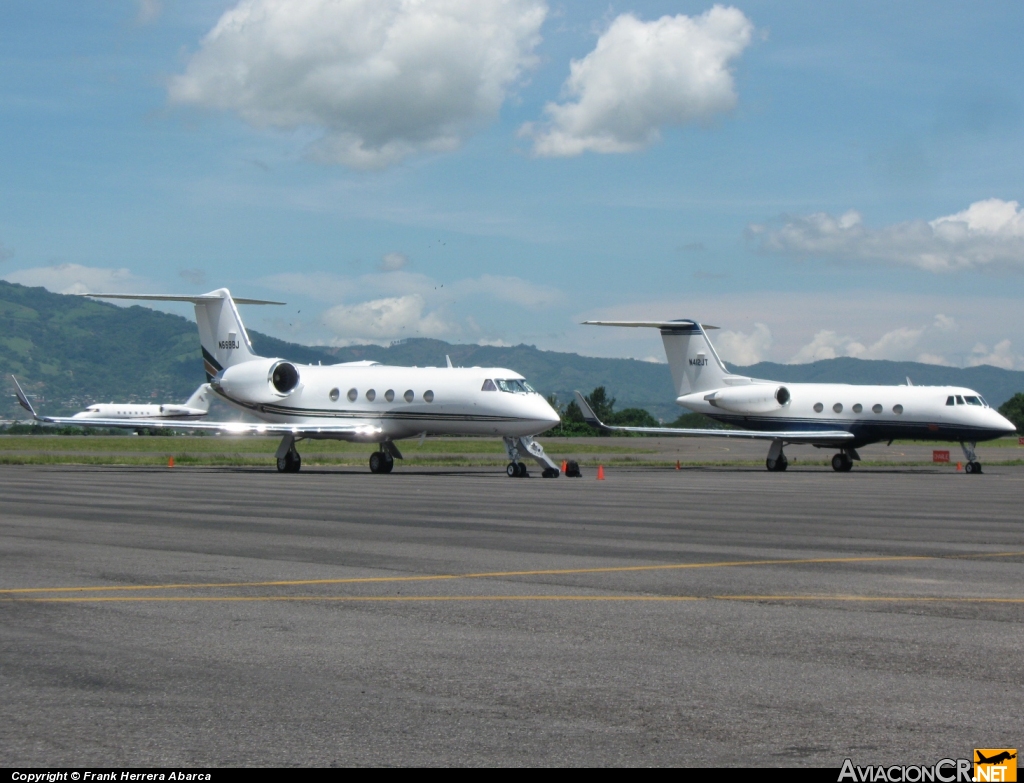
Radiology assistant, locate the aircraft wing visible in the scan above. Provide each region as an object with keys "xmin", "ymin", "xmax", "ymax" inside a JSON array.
[
  {"xmin": 11, "ymin": 377, "xmax": 380, "ymax": 439},
  {"xmin": 572, "ymin": 391, "xmax": 854, "ymax": 444}
]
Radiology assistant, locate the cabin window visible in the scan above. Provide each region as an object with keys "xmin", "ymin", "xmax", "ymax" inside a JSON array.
[
  {"xmin": 852, "ymin": 404, "xmax": 863, "ymax": 413},
  {"xmin": 813, "ymin": 402, "xmax": 823, "ymax": 413},
  {"xmin": 964, "ymin": 396, "xmax": 982, "ymax": 406},
  {"xmin": 833, "ymin": 403, "xmax": 843, "ymax": 413},
  {"xmin": 955, "ymin": 395, "xmax": 965, "ymax": 405},
  {"xmin": 329, "ymin": 388, "xmax": 340, "ymax": 402},
  {"xmin": 347, "ymin": 388, "xmax": 358, "ymax": 402},
  {"xmin": 946, "ymin": 396, "xmax": 955, "ymax": 406},
  {"xmin": 404, "ymin": 390, "xmax": 414, "ymax": 403},
  {"xmin": 424, "ymin": 390, "xmax": 434, "ymax": 403},
  {"xmin": 366, "ymin": 389, "xmax": 376, "ymax": 402},
  {"xmin": 482, "ymin": 379, "xmax": 497, "ymax": 391},
  {"xmin": 893, "ymin": 404, "xmax": 904, "ymax": 415},
  {"xmin": 872, "ymin": 404, "xmax": 883, "ymax": 414},
  {"xmin": 385, "ymin": 389, "xmax": 395, "ymax": 402}
]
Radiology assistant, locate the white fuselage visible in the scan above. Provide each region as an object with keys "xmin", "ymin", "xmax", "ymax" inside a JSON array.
[
  {"xmin": 72, "ymin": 403, "xmax": 208, "ymax": 421},
  {"xmin": 678, "ymin": 382, "xmax": 1014, "ymax": 445},
  {"xmin": 211, "ymin": 362, "xmax": 560, "ymax": 442}
]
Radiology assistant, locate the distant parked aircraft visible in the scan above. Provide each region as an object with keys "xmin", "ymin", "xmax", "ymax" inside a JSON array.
[
  {"xmin": 70, "ymin": 384, "xmax": 212, "ymax": 421},
  {"xmin": 576, "ymin": 319, "xmax": 1015, "ymax": 474}
]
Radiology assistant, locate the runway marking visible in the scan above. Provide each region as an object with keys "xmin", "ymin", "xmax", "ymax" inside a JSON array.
[
  {"xmin": 3, "ymin": 594, "xmax": 1024, "ymax": 604},
  {"xmin": 2, "ymin": 551, "xmax": 1022, "ymax": 595}
]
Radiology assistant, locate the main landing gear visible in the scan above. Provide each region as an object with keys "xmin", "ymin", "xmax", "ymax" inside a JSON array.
[
  {"xmin": 765, "ymin": 439, "xmax": 788, "ymax": 472},
  {"xmin": 276, "ymin": 437, "xmax": 302, "ymax": 473},
  {"xmin": 369, "ymin": 449, "xmax": 394, "ymax": 474},
  {"xmin": 960, "ymin": 441, "xmax": 983, "ymax": 474},
  {"xmin": 830, "ymin": 448, "xmax": 859, "ymax": 472},
  {"xmin": 503, "ymin": 436, "xmax": 560, "ymax": 478}
]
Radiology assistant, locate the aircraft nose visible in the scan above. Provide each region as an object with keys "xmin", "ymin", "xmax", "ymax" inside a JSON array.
[{"xmin": 995, "ymin": 410, "xmax": 1017, "ymax": 434}]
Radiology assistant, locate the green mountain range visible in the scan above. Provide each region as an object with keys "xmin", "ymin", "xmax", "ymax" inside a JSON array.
[{"xmin": 2, "ymin": 280, "xmax": 1022, "ymax": 420}]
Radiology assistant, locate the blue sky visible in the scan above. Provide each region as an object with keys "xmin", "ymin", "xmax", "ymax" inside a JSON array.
[{"xmin": 2, "ymin": 0, "xmax": 1023, "ymax": 368}]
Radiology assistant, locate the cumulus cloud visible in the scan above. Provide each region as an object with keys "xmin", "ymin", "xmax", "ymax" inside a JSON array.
[
  {"xmin": 968, "ymin": 340, "xmax": 1020, "ymax": 370},
  {"xmin": 450, "ymin": 274, "xmax": 560, "ymax": 309},
  {"xmin": 752, "ymin": 198, "xmax": 1024, "ymax": 272},
  {"xmin": 378, "ymin": 252, "xmax": 409, "ymax": 272},
  {"xmin": 521, "ymin": 6, "xmax": 752, "ymax": 157},
  {"xmin": 320, "ymin": 294, "xmax": 450, "ymax": 343},
  {"xmin": 2, "ymin": 264, "xmax": 147, "ymax": 295},
  {"xmin": 170, "ymin": 0, "xmax": 547, "ymax": 169},
  {"xmin": 714, "ymin": 322, "xmax": 771, "ymax": 365}
]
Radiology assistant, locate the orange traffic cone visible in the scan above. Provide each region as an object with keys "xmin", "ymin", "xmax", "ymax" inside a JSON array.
[
  {"xmin": 675, "ymin": 460, "xmax": 681, "ymax": 470},
  {"xmin": 956, "ymin": 462, "xmax": 962, "ymax": 472},
  {"xmin": 168, "ymin": 457, "xmax": 175, "ymax": 468},
  {"xmin": 561, "ymin": 460, "xmax": 568, "ymax": 473},
  {"xmin": 597, "ymin": 465, "xmax": 605, "ymax": 480}
]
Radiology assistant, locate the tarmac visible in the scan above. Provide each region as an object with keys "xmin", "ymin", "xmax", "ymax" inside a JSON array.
[{"xmin": 1, "ymin": 463, "xmax": 1022, "ymax": 766}]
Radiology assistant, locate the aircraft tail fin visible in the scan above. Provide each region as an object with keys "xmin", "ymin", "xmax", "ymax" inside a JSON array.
[
  {"xmin": 583, "ymin": 319, "xmax": 736, "ymax": 395},
  {"xmin": 81, "ymin": 290, "xmax": 284, "ymax": 381},
  {"xmin": 184, "ymin": 383, "xmax": 213, "ymax": 412},
  {"xmin": 11, "ymin": 375, "xmax": 39, "ymax": 419}
]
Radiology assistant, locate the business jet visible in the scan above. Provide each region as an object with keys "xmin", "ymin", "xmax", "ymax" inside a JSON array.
[
  {"xmin": 574, "ymin": 319, "xmax": 1016, "ymax": 474},
  {"xmin": 71, "ymin": 383, "xmax": 212, "ymax": 421},
  {"xmin": 12, "ymin": 289, "xmax": 561, "ymax": 477}
]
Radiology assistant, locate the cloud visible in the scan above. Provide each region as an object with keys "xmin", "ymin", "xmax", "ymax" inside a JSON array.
[
  {"xmin": 752, "ymin": 198, "xmax": 1024, "ymax": 272},
  {"xmin": 2, "ymin": 264, "xmax": 147, "ymax": 295},
  {"xmin": 170, "ymin": 0, "xmax": 547, "ymax": 169},
  {"xmin": 378, "ymin": 252, "xmax": 408, "ymax": 272},
  {"xmin": 135, "ymin": 0, "xmax": 162, "ymax": 26},
  {"xmin": 450, "ymin": 274, "xmax": 560, "ymax": 309},
  {"xmin": 714, "ymin": 322, "xmax": 771, "ymax": 365},
  {"xmin": 258, "ymin": 272, "xmax": 357, "ymax": 304},
  {"xmin": 783, "ymin": 314, "xmax": 1024, "ymax": 368},
  {"xmin": 178, "ymin": 268, "xmax": 207, "ymax": 287},
  {"xmin": 320, "ymin": 294, "xmax": 451, "ymax": 343},
  {"xmin": 521, "ymin": 6, "xmax": 753, "ymax": 157},
  {"xmin": 0, "ymin": 242, "xmax": 13, "ymax": 262}
]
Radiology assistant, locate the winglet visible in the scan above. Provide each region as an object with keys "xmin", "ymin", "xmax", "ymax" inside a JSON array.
[
  {"xmin": 573, "ymin": 390, "xmax": 606, "ymax": 429},
  {"xmin": 11, "ymin": 376, "xmax": 38, "ymax": 419},
  {"xmin": 446, "ymin": 355, "xmax": 453, "ymax": 368}
]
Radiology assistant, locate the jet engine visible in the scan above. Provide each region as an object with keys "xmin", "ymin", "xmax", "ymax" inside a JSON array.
[
  {"xmin": 212, "ymin": 359, "xmax": 301, "ymax": 402},
  {"xmin": 700, "ymin": 384, "xmax": 790, "ymax": 414}
]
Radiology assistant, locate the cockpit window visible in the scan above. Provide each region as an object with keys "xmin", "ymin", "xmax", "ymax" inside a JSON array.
[
  {"xmin": 481, "ymin": 379, "xmax": 497, "ymax": 392},
  {"xmin": 955, "ymin": 395, "xmax": 965, "ymax": 405},
  {"xmin": 964, "ymin": 395, "xmax": 982, "ymax": 406},
  {"xmin": 496, "ymin": 379, "xmax": 531, "ymax": 393},
  {"xmin": 945, "ymin": 396, "xmax": 955, "ymax": 406}
]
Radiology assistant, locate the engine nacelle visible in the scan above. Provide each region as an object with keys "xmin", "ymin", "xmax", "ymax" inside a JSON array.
[
  {"xmin": 695, "ymin": 384, "xmax": 790, "ymax": 414},
  {"xmin": 212, "ymin": 359, "xmax": 301, "ymax": 402}
]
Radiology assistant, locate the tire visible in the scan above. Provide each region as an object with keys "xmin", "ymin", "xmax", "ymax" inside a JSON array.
[
  {"xmin": 382, "ymin": 456, "xmax": 394, "ymax": 473},
  {"xmin": 277, "ymin": 457, "xmax": 288, "ymax": 473},
  {"xmin": 287, "ymin": 452, "xmax": 301, "ymax": 473},
  {"xmin": 517, "ymin": 463, "xmax": 529, "ymax": 478},
  {"xmin": 506, "ymin": 462, "xmax": 518, "ymax": 478},
  {"xmin": 766, "ymin": 458, "xmax": 777, "ymax": 472},
  {"xmin": 973, "ymin": 461, "xmax": 982, "ymax": 474},
  {"xmin": 542, "ymin": 468, "xmax": 559, "ymax": 478},
  {"xmin": 369, "ymin": 452, "xmax": 384, "ymax": 473},
  {"xmin": 832, "ymin": 454, "xmax": 846, "ymax": 472},
  {"xmin": 778, "ymin": 455, "xmax": 788, "ymax": 471},
  {"xmin": 965, "ymin": 461, "xmax": 981, "ymax": 474}
]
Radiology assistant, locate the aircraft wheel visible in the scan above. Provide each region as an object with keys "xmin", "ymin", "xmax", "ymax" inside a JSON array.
[
  {"xmin": 369, "ymin": 452, "xmax": 385, "ymax": 474},
  {"xmin": 280, "ymin": 450, "xmax": 301, "ymax": 473},
  {"xmin": 517, "ymin": 463, "xmax": 530, "ymax": 478},
  {"xmin": 965, "ymin": 461, "xmax": 982, "ymax": 474},
  {"xmin": 382, "ymin": 455, "xmax": 395, "ymax": 473},
  {"xmin": 277, "ymin": 457, "xmax": 288, "ymax": 473},
  {"xmin": 831, "ymin": 454, "xmax": 847, "ymax": 472},
  {"xmin": 766, "ymin": 455, "xmax": 788, "ymax": 472},
  {"xmin": 542, "ymin": 468, "xmax": 560, "ymax": 478},
  {"xmin": 506, "ymin": 462, "xmax": 518, "ymax": 478}
]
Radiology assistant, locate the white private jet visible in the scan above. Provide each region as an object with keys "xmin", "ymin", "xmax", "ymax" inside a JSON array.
[
  {"xmin": 13, "ymin": 289, "xmax": 562, "ymax": 477},
  {"xmin": 574, "ymin": 319, "xmax": 1016, "ymax": 474},
  {"xmin": 70, "ymin": 384, "xmax": 212, "ymax": 422}
]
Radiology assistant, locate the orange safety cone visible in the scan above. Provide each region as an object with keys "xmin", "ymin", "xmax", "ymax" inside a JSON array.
[
  {"xmin": 675, "ymin": 460, "xmax": 681, "ymax": 470},
  {"xmin": 956, "ymin": 461, "xmax": 962, "ymax": 472},
  {"xmin": 168, "ymin": 457, "xmax": 175, "ymax": 468},
  {"xmin": 561, "ymin": 460, "xmax": 568, "ymax": 473},
  {"xmin": 597, "ymin": 465, "xmax": 605, "ymax": 481}
]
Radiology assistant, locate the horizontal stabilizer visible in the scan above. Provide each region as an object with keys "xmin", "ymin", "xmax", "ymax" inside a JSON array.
[
  {"xmin": 80, "ymin": 293, "xmax": 285, "ymax": 305},
  {"xmin": 583, "ymin": 320, "xmax": 719, "ymax": 330}
]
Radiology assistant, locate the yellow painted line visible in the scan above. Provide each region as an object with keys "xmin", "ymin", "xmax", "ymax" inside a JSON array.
[
  {"xmin": 2, "ymin": 551, "xmax": 1022, "ymax": 596},
  {"xmin": 2, "ymin": 594, "xmax": 1023, "ymax": 604}
]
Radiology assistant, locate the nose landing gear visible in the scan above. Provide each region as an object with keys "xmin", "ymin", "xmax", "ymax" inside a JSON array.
[
  {"xmin": 503, "ymin": 436, "xmax": 560, "ymax": 478},
  {"xmin": 960, "ymin": 441, "xmax": 983, "ymax": 474}
]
